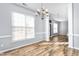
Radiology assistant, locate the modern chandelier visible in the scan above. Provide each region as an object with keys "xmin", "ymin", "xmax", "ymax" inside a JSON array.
[
  {"xmin": 35, "ymin": 4, "xmax": 49, "ymax": 19},
  {"xmin": 36, "ymin": 8, "xmax": 49, "ymax": 16}
]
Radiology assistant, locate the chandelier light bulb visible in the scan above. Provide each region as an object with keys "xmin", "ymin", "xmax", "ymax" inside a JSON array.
[
  {"xmin": 37, "ymin": 9, "xmax": 40, "ymax": 12},
  {"xmin": 36, "ymin": 7, "xmax": 49, "ymax": 17},
  {"xmin": 45, "ymin": 9, "xmax": 48, "ymax": 12}
]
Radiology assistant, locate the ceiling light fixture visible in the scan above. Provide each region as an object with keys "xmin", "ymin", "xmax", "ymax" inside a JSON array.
[
  {"xmin": 36, "ymin": 8, "xmax": 49, "ymax": 16},
  {"xmin": 35, "ymin": 3, "xmax": 49, "ymax": 20}
]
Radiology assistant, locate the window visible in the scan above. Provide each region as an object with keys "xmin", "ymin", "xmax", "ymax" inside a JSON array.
[
  {"xmin": 53, "ymin": 23, "xmax": 58, "ymax": 33},
  {"xmin": 12, "ymin": 12, "xmax": 35, "ymax": 41},
  {"xmin": 25, "ymin": 15, "xmax": 35, "ymax": 38}
]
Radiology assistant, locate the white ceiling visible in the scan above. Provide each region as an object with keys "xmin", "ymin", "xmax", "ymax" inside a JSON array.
[{"xmin": 27, "ymin": 3, "xmax": 69, "ymax": 21}]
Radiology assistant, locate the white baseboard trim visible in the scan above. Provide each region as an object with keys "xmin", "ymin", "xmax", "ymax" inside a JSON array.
[
  {"xmin": 50, "ymin": 35, "xmax": 55, "ymax": 37},
  {"xmin": 68, "ymin": 46, "xmax": 79, "ymax": 50},
  {"xmin": 0, "ymin": 39, "xmax": 44, "ymax": 54},
  {"xmin": 40, "ymin": 42, "xmax": 68, "ymax": 45}
]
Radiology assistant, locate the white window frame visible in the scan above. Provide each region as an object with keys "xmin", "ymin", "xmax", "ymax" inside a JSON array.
[{"xmin": 12, "ymin": 12, "xmax": 35, "ymax": 42}]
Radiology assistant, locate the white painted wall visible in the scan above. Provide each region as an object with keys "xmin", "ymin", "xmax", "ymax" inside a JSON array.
[
  {"xmin": 44, "ymin": 16, "xmax": 50, "ymax": 41},
  {"xmin": 68, "ymin": 3, "xmax": 73, "ymax": 48}
]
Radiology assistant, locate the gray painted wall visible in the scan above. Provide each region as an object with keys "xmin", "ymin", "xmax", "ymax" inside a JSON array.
[
  {"xmin": 0, "ymin": 3, "xmax": 45, "ymax": 52},
  {"xmin": 68, "ymin": 3, "xmax": 79, "ymax": 49},
  {"xmin": 72, "ymin": 3, "xmax": 79, "ymax": 49},
  {"xmin": 59, "ymin": 21, "xmax": 68, "ymax": 35}
]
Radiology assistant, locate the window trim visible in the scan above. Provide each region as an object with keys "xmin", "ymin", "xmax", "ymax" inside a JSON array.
[{"xmin": 12, "ymin": 12, "xmax": 35, "ymax": 42}]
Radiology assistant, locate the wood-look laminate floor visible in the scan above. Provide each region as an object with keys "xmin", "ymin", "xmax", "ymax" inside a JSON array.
[{"xmin": 0, "ymin": 35, "xmax": 79, "ymax": 56}]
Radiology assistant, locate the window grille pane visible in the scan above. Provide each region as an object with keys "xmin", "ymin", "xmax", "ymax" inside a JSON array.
[
  {"xmin": 25, "ymin": 28, "xmax": 35, "ymax": 38},
  {"xmin": 12, "ymin": 30, "xmax": 25, "ymax": 41},
  {"xmin": 53, "ymin": 23, "xmax": 58, "ymax": 33},
  {"xmin": 12, "ymin": 12, "xmax": 25, "ymax": 26},
  {"xmin": 25, "ymin": 16, "xmax": 34, "ymax": 27}
]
